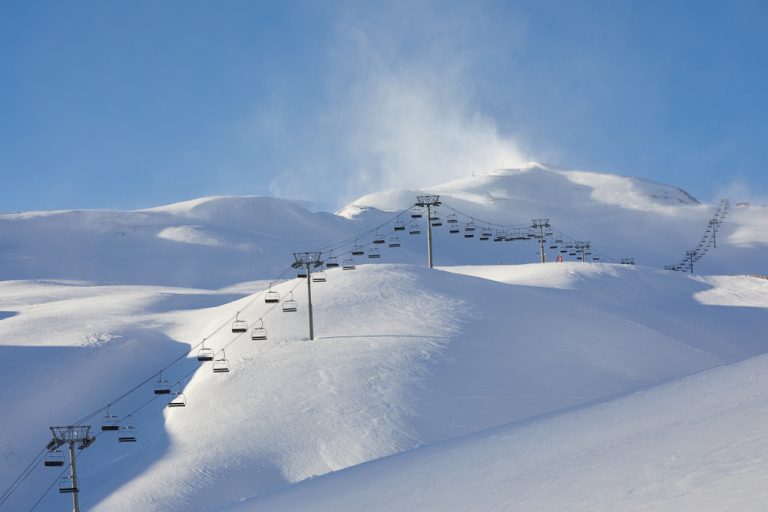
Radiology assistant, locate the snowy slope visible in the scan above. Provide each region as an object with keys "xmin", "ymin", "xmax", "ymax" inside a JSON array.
[
  {"xmin": 0, "ymin": 196, "xmax": 356, "ymax": 287},
  {"xmin": 340, "ymin": 162, "xmax": 768, "ymax": 275},
  {"xmin": 2, "ymin": 263, "xmax": 768, "ymax": 511},
  {"xmin": 2, "ymin": 164, "xmax": 768, "ymax": 511},
  {"xmin": 237, "ymin": 351, "xmax": 768, "ymax": 512}
]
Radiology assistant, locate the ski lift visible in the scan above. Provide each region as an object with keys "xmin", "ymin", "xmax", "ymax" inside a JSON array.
[
  {"xmin": 342, "ymin": 258, "xmax": 356, "ymax": 270},
  {"xmin": 555, "ymin": 238, "xmax": 563, "ymax": 244},
  {"xmin": 312, "ymin": 271, "xmax": 327, "ymax": 283},
  {"xmin": 465, "ymin": 222, "xmax": 476, "ymax": 232},
  {"xmin": 373, "ymin": 233, "xmax": 386, "ymax": 244},
  {"xmin": 168, "ymin": 384, "xmax": 186, "ymax": 408},
  {"xmin": 232, "ymin": 312, "xmax": 248, "ymax": 333},
  {"xmin": 352, "ymin": 243, "xmax": 365, "ymax": 256},
  {"xmin": 394, "ymin": 220, "xmax": 406, "ymax": 231},
  {"xmin": 154, "ymin": 373, "xmax": 172, "ymax": 395},
  {"xmin": 297, "ymin": 267, "xmax": 308, "ymax": 278},
  {"xmin": 282, "ymin": 292, "xmax": 298, "ymax": 313},
  {"xmin": 118, "ymin": 416, "xmax": 137, "ymax": 443},
  {"xmin": 326, "ymin": 255, "xmax": 340, "ymax": 268},
  {"xmin": 44, "ymin": 449, "xmax": 65, "ymax": 467},
  {"xmin": 251, "ymin": 319, "xmax": 267, "ymax": 340},
  {"xmin": 447, "ymin": 212, "xmax": 458, "ymax": 224},
  {"xmin": 431, "ymin": 215, "xmax": 442, "ymax": 227},
  {"xmin": 264, "ymin": 286, "xmax": 280, "ymax": 303},
  {"xmin": 593, "ymin": 256, "xmax": 601, "ymax": 261},
  {"xmin": 213, "ymin": 350, "xmax": 230, "ymax": 373},
  {"xmin": 388, "ymin": 236, "xmax": 401, "ymax": 248},
  {"xmin": 411, "ymin": 207, "xmax": 423, "ymax": 218},
  {"xmin": 408, "ymin": 224, "xmax": 421, "ymax": 235},
  {"xmin": 494, "ymin": 230, "xmax": 506, "ymax": 242},
  {"xmin": 449, "ymin": 225, "xmax": 460, "ymax": 234},
  {"xmin": 59, "ymin": 476, "xmax": 78, "ymax": 494},
  {"xmin": 549, "ymin": 244, "xmax": 558, "ymax": 249},
  {"xmin": 560, "ymin": 249, "xmax": 567, "ymax": 253},
  {"xmin": 197, "ymin": 340, "xmax": 214, "ymax": 361},
  {"xmin": 568, "ymin": 251, "xmax": 577, "ymax": 256},
  {"xmin": 368, "ymin": 247, "xmax": 381, "ymax": 259},
  {"xmin": 101, "ymin": 406, "xmax": 120, "ymax": 431}
]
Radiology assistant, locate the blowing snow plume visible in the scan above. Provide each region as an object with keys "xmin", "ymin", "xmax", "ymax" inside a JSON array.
[{"xmin": 267, "ymin": 1, "xmax": 530, "ymax": 207}]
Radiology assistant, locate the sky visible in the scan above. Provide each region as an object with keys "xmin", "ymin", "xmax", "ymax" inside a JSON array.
[{"xmin": 1, "ymin": 0, "xmax": 767, "ymax": 212}]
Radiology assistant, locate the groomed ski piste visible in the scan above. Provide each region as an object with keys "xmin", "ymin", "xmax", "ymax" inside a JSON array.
[{"xmin": 1, "ymin": 163, "xmax": 767, "ymax": 511}]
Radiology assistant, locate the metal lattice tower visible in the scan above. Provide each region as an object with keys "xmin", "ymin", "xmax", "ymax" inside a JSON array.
[
  {"xmin": 292, "ymin": 251, "xmax": 323, "ymax": 340},
  {"xmin": 530, "ymin": 219, "xmax": 551, "ymax": 263},
  {"xmin": 47, "ymin": 426, "xmax": 95, "ymax": 512},
  {"xmin": 574, "ymin": 241, "xmax": 591, "ymax": 262},
  {"xmin": 415, "ymin": 195, "xmax": 442, "ymax": 268}
]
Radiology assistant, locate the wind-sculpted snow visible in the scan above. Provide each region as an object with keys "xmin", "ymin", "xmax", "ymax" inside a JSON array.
[{"xmin": 2, "ymin": 263, "xmax": 768, "ymax": 511}]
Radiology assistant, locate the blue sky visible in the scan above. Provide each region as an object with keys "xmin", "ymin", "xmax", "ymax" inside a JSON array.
[{"xmin": 1, "ymin": 0, "xmax": 766, "ymax": 211}]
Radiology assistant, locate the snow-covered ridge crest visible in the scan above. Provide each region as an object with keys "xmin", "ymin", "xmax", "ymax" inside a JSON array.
[{"xmin": 341, "ymin": 162, "xmax": 699, "ymax": 216}]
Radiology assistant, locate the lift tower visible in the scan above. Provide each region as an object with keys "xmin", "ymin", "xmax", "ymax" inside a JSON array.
[
  {"xmin": 415, "ymin": 195, "xmax": 442, "ymax": 268},
  {"xmin": 47, "ymin": 425, "xmax": 95, "ymax": 512},
  {"xmin": 530, "ymin": 219, "xmax": 552, "ymax": 263},
  {"xmin": 293, "ymin": 251, "xmax": 323, "ymax": 340}
]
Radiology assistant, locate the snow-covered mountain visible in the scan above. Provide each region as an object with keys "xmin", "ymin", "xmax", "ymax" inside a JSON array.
[{"xmin": 1, "ymin": 164, "xmax": 768, "ymax": 511}]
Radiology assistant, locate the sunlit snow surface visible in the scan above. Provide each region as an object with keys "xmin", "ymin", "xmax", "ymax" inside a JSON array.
[
  {"xmin": 2, "ymin": 263, "xmax": 768, "ymax": 511},
  {"xmin": 2, "ymin": 165, "xmax": 768, "ymax": 511}
]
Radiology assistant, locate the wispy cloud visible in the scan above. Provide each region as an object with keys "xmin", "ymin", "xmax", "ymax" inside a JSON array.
[{"xmin": 267, "ymin": 1, "xmax": 530, "ymax": 207}]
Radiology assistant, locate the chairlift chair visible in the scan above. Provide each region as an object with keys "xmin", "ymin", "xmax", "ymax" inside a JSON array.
[
  {"xmin": 118, "ymin": 416, "xmax": 137, "ymax": 443},
  {"xmin": 449, "ymin": 226, "xmax": 460, "ymax": 234},
  {"xmin": 326, "ymin": 256, "xmax": 340, "ymax": 268},
  {"xmin": 368, "ymin": 247, "xmax": 381, "ymax": 259},
  {"xmin": 297, "ymin": 267, "xmax": 308, "ymax": 278},
  {"xmin": 197, "ymin": 345, "xmax": 214, "ymax": 361},
  {"xmin": 213, "ymin": 350, "xmax": 230, "ymax": 373},
  {"xmin": 59, "ymin": 476, "xmax": 78, "ymax": 494},
  {"xmin": 231, "ymin": 313, "xmax": 248, "ymax": 333},
  {"xmin": 282, "ymin": 292, "xmax": 298, "ymax": 313},
  {"xmin": 154, "ymin": 373, "xmax": 172, "ymax": 395},
  {"xmin": 411, "ymin": 207, "xmax": 423, "ymax": 218},
  {"xmin": 431, "ymin": 216, "xmax": 442, "ymax": 227},
  {"xmin": 101, "ymin": 406, "xmax": 120, "ymax": 431},
  {"xmin": 388, "ymin": 236, "xmax": 401, "ymax": 248},
  {"xmin": 447, "ymin": 212, "xmax": 458, "ymax": 224},
  {"xmin": 352, "ymin": 244, "xmax": 365, "ymax": 256},
  {"xmin": 394, "ymin": 220, "xmax": 406, "ymax": 231},
  {"xmin": 264, "ymin": 286, "xmax": 280, "ymax": 303},
  {"xmin": 251, "ymin": 319, "xmax": 268, "ymax": 341},
  {"xmin": 168, "ymin": 385, "xmax": 186, "ymax": 408},
  {"xmin": 465, "ymin": 222, "xmax": 476, "ymax": 232},
  {"xmin": 408, "ymin": 224, "xmax": 421, "ymax": 235},
  {"xmin": 312, "ymin": 271, "xmax": 327, "ymax": 283},
  {"xmin": 342, "ymin": 258, "xmax": 356, "ymax": 270},
  {"xmin": 373, "ymin": 233, "xmax": 386, "ymax": 244},
  {"xmin": 44, "ymin": 449, "xmax": 65, "ymax": 467}
]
